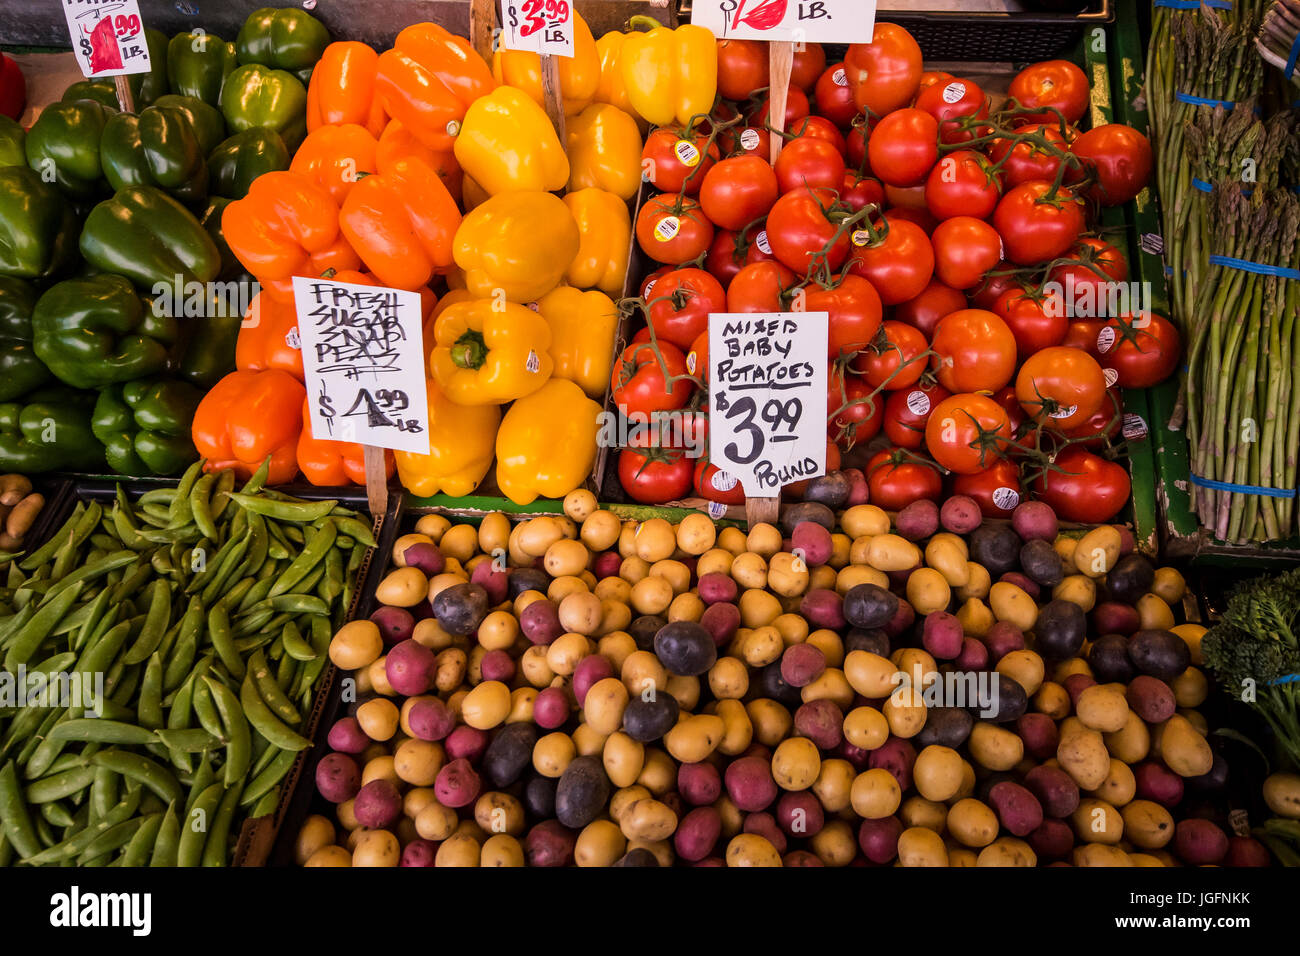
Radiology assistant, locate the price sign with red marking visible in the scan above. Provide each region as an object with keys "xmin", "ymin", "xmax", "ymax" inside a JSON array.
[
  {"xmin": 62, "ymin": 0, "xmax": 152, "ymax": 78},
  {"xmin": 691, "ymin": 0, "xmax": 876, "ymax": 45},
  {"xmin": 502, "ymin": 0, "xmax": 575, "ymax": 57}
]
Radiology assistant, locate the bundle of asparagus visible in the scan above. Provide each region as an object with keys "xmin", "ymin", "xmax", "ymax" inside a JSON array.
[{"xmin": 1258, "ymin": 0, "xmax": 1300, "ymax": 88}]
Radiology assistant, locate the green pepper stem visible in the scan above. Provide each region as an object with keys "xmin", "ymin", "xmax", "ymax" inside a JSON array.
[{"xmin": 451, "ymin": 330, "xmax": 488, "ymax": 370}]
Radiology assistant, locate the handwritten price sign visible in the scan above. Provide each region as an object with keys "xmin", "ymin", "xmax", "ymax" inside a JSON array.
[
  {"xmin": 691, "ymin": 0, "xmax": 876, "ymax": 45},
  {"xmin": 708, "ymin": 311, "xmax": 828, "ymax": 495},
  {"xmin": 502, "ymin": 0, "xmax": 575, "ymax": 57},
  {"xmin": 62, "ymin": 0, "xmax": 153, "ymax": 78},
  {"xmin": 292, "ymin": 276, "xmax": 431, "ymax": 455}
]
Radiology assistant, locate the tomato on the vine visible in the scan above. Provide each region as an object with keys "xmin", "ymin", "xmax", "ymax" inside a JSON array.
[
  {"xmin": 790, "ymin": 115, "xmax": 848, "ymax": 157},
  {"xmin": 844, "ymin": 24, "xmax": 923, "ymax": 116},
  {"xmin": 1061, "ymin": 318, "xmax": 1107, "ymax": 359},
  {"xmin": 993, "ymin": 287, "xmax": 1068, "ymax": 360},
  {"xmin": 930, "ymin": 215, "xmax": 1003, "ymax": 290},
  {"xmin": 854, "ymin": 319, "xmax": 929, "ymax": 390},
  {"xmin": 1014, "ymin": 346, "xmax": 1107, "ymax": 430},
  {"xmin": 806, "ymin": 274, "xmax": 883, "ymax": 359},
  {"xmin": 925, "ymin": 392, "xmax": 1014, "ymax": 475},
  {"xmin": 828, "ymin": 366, "xmax": 884, "ymax": 448},
  {"xmin": 705, "ymin": 229, "xmax": 745, "ymax": 288},
  {"xmin": 636, "ymin": 193, "xmax": 715, "ymax": 265},
  {"xmin": 868, "ymin": 108, "xmax": 940, "ymax": 188},
  {"xmin": 1060, "ymin": 387, "xmax": 1123, "ymax": 447},
  {"xmin": 619, "ymin": 445, "xmax": 693, "ymax": 504},
  {"xmin": 726, "ymin": 260, "xmax": 799, "ymax": 313},
  {"xmin": 1008, "ymin": 59, "xmax": 1090, "ymax": 125},
  {"xmin": 991, "ymin": 385, "xmax": 1029, "ymax": 439},
  {"xmin": 846, "ymin": 123, "xmax": 868, "ymax": 170},
  {"xmin": 642, "ymin": 128, "xmax": 719, "ymax": 196},
  {"xmin": 969, "ymin": 263, "xmax": 1020, "ymax": 310},
  {"xmin": 775, "ymin": 136, "xmax": 846, "ymax": 194},
  {"xmin": 950, "ymin": 459, "xmax": 1023, "ymax": 517},
  {"xmin": 930, "ymin": 308, "xmax": 1017, "ymax": 393},
  {"xmin": 883, "ymin": 380, "xmax": 950, "ymax": 450},
  {"xmin": 814, "ymin": 63, "xmax": 859, "ymax": 129},
  {"xmin": 766, "ymin": 186, "xmax": 850, "ymax": 274},
  {"xmin": 924, "ymin": 150, "xmax": 1003, "ymax": 221},
  {"xmin": 985, "ymin": 123, "xmax": 1072, "ymax": 188},
  {"xmin": 646, "ymin": 268, "xmax": 726, "ymax": 350},
  {"xmin": 895, "ymin": 279, "xmax": 966, "ymax": 338},
  {"xmin": 1035, "ymin": 446, "xmax": 1130, "ymax": 522},
  {"xmin": 749, "ymin": 85, "xmax": 810, "ymax": 130},
  {"xmin": 700, "ymin": 155, "xmax": 780, "ymax": 232},
  {"xmin": 848, "ymin": 217, "xmax": 934, "ymax": 305},
  {"xmin": 1095, "ymin": 312, "xmax": 1180, "ymax": 388},
  {"xmin": 1069, "ymin": 123, "xmax": 1153, "ymax": 206},
  {"xmin": 992, "ymin": 181, "xmax": 1086, "ymax": 266},
  {"xmin": 693, "ymin": 460, "xmax": 747, "ymax": 505},
  {"xmin": 918, "ymin": 71, "xmax": 954, "ymax": 92},
  {"xmin": 883, "ymin": 203, "xmax": 938, "ymax": 234},
  {"xmin": 840, "ymin": 172, "xmax": 885, "ymax": 213},
  {"xmin": 610, "ymin": 341, "xmax": 694, "ymax": 416},
  {"xmin": 685, "ymin": 330, "xmax": 708, "ymax": 382},
  {"xmin": 716, "ymin": 38, "xmax": 768, "ymax": 100},
  {"xmin": 641, "ymin": 265, "xmax": 672, "ymax": 300},
  {"xmin": 1046, "ymin": 238, "xmax": 1129, "ymax": 319},
  {"xmin": 866, "ymin": 448, "xmax": 943, "ymax": 510},
  {"xmin": 791, "ymin": 43, "xmax": 828, "ymax": 91},
  {"xmin": 914, "ymin": 76, "xmax": 989, "ymax": 145}
]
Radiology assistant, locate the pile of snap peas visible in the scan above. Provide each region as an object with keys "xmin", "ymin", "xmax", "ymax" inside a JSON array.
[{"xmin": 0, "ymin": 459, "xmax": 376, "ymax": 867}]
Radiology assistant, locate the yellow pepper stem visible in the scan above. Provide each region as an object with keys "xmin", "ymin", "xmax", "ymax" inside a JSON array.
[{"xmin": 451, "ymin": 329, "xmax": 489, "ymax": 369}]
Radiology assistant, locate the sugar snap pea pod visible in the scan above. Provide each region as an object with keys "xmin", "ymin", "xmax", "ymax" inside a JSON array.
[
  {"xmin": 240, "ymin": 746, "xmax": 297, "ymax": 808},
  {"xmin": 249, "ymin": 649, "xmax": 300, "ymax": 724},
  {"xmin": 293, "ymin": 561, "xmax": 329, "ymax": 600},
  {"xmin": 202, "ymin": 676, "xmax": 251, "ymax": 785},
  {"xmin": 232, "ymin": 634, "xmax": 274, "ymax": 655},
  {"xmin": 189, "ymin": 473, "xmax": 219, "ymax": 542},
  {"xmin": 107, "ymin": 656, "xmax": 143, "ymax": 704},
  {"xmin": 317, "ymin": 546, "xmax": 344, "ymax": 607},
  {"xmin": 237, "ymin": 575, "xmax": 276, "ymax": 616},
  {"xmin": 276, "ymin": 652, "xmax": 297, "ymax": 692},
  {"xmin": 270, "ymin": 594, "xmax": 328, "ymax": 616},
  {"xmin": 0, "ymin": 759, "xmax": 42, "ymax": 859},
  {"xmin": 1, "ymin": 704, "xmax": 49, "ymax": 756},
  {"xmin": 14, "ymin": 710, "xmax": 61, "ymax": 766},
  {"xmin": 240, "ymin": 456, "xmax": 271, "ymax": 494},
  {"xmin": 166, "ymin": 659, "xmax": 209, "ymax": 730},
  {"xmin": 177, "ymin": 781, "xmax": 223, "ymax": 867},
  {"xmin": 233, "ymin": 606, "xmax": 276, "ymax": 638},
  {"xmin": 0, "ymin": 827, "xmax": 10, "ymax": 867},
  {"xmin": 169, "ymin": 460, "xmax": 204, "ymax": 528},
  {"xmin": 265, "ymin": 519, "xmax": 293, "ymax": 560},
  {"xmin": 155, "ymin": 616, "xmax": 184, "ymax": 666},
  {"xmin": 123, "ymin": 579, "xmax": 173, "ymax": 666},
  {"xmin": 43, "ymin": 752, "xmax": 88, "ymax": 777},
  {"xmin": 33, "ymin": 812, "xmax": 56, "ymax": 847},
  {"xmin": 239, "ymin": 673, "xmax": 311, "ymax": 751},
  {"xmin": 161, "ymin": 596, "xmax": 205, "ymax": 693},
  {"xmin": 25, "ymin": 765, "xmax": 97, "ymax": 803},
  {"xmin": 50, "ymin": 719, "xmax": 159, "ymax": 746},
  {"xmin": 329, "ymin": 514, "xmax": 378, "ymax": 548},
  {"xmin": 206, "ymin": 603, "xmax": 244, "ymax": 681},
  {"xmin": 120, "ymin": 809, "xmax": 165, "ymax": 867},
  {"xmin": 20, "ymin": 783, "xmax": 141, "ymax": 864},
  {"xmin": 138, "ymin": 505, "xmax": 171, "ymax": 526},
  {"xmin": 40, "ymin": 799, "xmax": 76, "ymax": 828},
  {"xmin": 210, "ymin": 468, "xmax": 237, "ymax": 521},
  {"xmin": 280, "ymin": 621, "xmax": 317, "ymax": 662},
  {"xmin": 226, "ymin": 492, "xmax": 338, "ymax": 523},
  {"xmin": 149, "ymin": 801, "xmax": 180, "ymax": 867},
  {"xmin": 18, "ymin": 504, "xmax": 84, "ymax": 570},
  {"xmin": 185, "ymin": 530, "xmax": 245, "ymax": 595},
  {"xmin": 156, "ymin": 728, "xmax": 221, "ymax": 753},
  {"xmin": 216, "ymin": 577, "xmax": 256, "ymax": 614},
  {"xmin": 46, "ymin": 551, "xmax": 138, "ymax": 603},
  {"xmin": 3, "ymin": 581, "xmax": 84, "ymax": 670},
  {"xmin": 138, "ymin": 488, "xmax": 177, "ymax": 507},
  {"xmin": 71, "ymin": 589, "xmax": 112, "ymax": 654},
  {"xmin": 245, "ymin": 510, "xmax": 270, "ymax": 573},
  {"xmin": 201, "ymin": 540, "xmax": 251, "ymax": 605},
  {"xmin": 91, "ymin": 750, "xmax": 181, "ymax": 806},
  {"xmin": 137, "ymin": 654, "xmax": 164, "ymax": 731},
  {"xmin": 140, "ymin": 525, "xmax": 202, "ymax": 546},
  {"xmin": 77, "ymin": 815, "xmax": 146, "ymax": 863},
  {"xmin": 201, "ymin": 778, "xmax": 244, "ymax": 867},
  {"xmin": 249, "ymin": 784, "xmax": 280, "ymax": 819},
  {"xmin": 0, "ymin": 601, "xmax": 34, "ymax": 649},
  {"xmin": 185, "ymin": 753, "xmax": 215, "ymax": 813},
  {"xmin": 24, "ymin": 707, "xmax": 83, "ymax": 780},
  {"xmin": 109, "ymin": 558, "xmax": 153, "ymax": 604},
  {"xmin": 75, "ymin": 617, "xmax": 132, "ymax": 684},
  {"xmin": 150, "ymin": 548, "xmax": 176, "ymax": 577},
  {"xmin": 190, "ymin": 675, "xmax": 225, "ymax": 742}
]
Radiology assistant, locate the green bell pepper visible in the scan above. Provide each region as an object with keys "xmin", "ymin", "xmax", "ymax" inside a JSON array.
[
  {"xmin": 0, "ymin": 117, "xmax": 24, "ymax": 169},
  {"xmin": 0, "ymin": 386, "xmax": 106, "ymax": 473},
  {"xmin": 208, "ymin": 128, "xmax": 288, "ymax": 200},
  {"xmin": 61, "ymin": 81, "xmax": 120, "ymax": 110},
  {"xmin": 92, "ymin": 376, "xmax": 202, "ymax": 475},
  {"xmin": 236, "ymin": 7, "xmax": 330, "ymax": 83},
  {"xmin": 151, "ymin": 94, "xmax": 226, "ymax": 156},
  {"xmin": 32, "ymin": 274, "xmax": 179, "ymax": 389},
  {"xmin": 199, "ymin": 196, "xmax": 243, "ymax": 281},
  {"xmin": 0, "ymin": 277, "xmax": 52, "ymax": 403},
  {"xmin": 0, "ymin": 167, "xmax": 80, "ymax": 282},
  {"xmin": 100, "ymin": 104, "xmax": 210, "ymax": 203},
  {"xmin": 80, "ymin": 186, "xmax": 221, "ymax": 290},
  {"xmin": 24, "ymin": 98, "xmax": 115, "ymax": 198},
  {"xmin": 180, "ymin": 311, "xmax": 242, "ymax": 389},
  {"xmin": 219, "ymin": 65, "xmax": 306, "ymax": 153},
  {"xmin": 167, "ymin": 31, "xmax": 238, "ymax": 107}
]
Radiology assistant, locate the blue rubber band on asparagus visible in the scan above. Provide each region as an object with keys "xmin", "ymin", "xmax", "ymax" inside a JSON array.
[{"xmin": 1189, "ymin": 474, "xmax": 1298, "ymax": 498}]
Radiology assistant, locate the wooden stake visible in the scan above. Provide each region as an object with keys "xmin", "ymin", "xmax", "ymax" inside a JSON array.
[
  {"xmin": 767, "ymin": 41, "xmax": 793, "ymax": 165},
  {"xmin": 113, "ymin": 75, "xmax": 135, "ymax": 113},
  {"xmin": 363, "ymin": 445, "xmax": 388, "ymax": 520},
  {"xmin": 540, "ymin": 54, "xmax": 567, "ymax": 143},
  {"xmin": 470, "ymin": 0, "xmax": 496, "ymax": 65},
  {"xmin": 745, "ymin": 496, "xmax": 781, "ymax": 529}
]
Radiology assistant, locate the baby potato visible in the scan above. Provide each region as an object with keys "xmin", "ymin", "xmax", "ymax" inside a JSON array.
[
  {"xmin": 329, "ymin": 620, "xmax": 384, "ymax": 671},
  {"xmin": 913, "ymin": 745, "xmax": 964, "ymax": 802},
  {"xmin": 812, "ymin": 758, "xmax": 855, "ymax": 814},
  {"xmin": 835, "ymin": 565, "xmax": 889, "ymax": 594},
  {"xmin": 967, "ymin": 723, "xmax": 1024, "ymax": 772},
  {"xmin": 976, "ymin": 837, "xmax": 1037, "ymax": 867},
  {"xmin": 294, "ymin": 815, "xmax": 336, "ymax": 866},
  {"xmin": 664, "ymin": 714, "xmax": 725, "ymax": 764},
  {"xmin": 1074, "ymin": 525, "xmax": 1121, "ymax": 577},
  {"xmin": 634, "ymin": 519, "xmax": 676, "ymax": 562},
  {"xmin": 727, "ymin": 833, "xmax": 783, "ymax": 867},
  {"xmin": 731, "ymin": 553, "xmax": 768, "ymax": 590},
  {"xmin": 394, "ymin": 739, "xmax": 444, "ymax": 786},
  {"xmin": 897, "ymin": 826, "xmax": 949, "ymax": 867},
  {"xmin": 996, "ymin": 650, "xmax": 1045, "ymax": 696},
  {"xmin": 533, "ymin": 732, "xmax": 577, "ymax": 778},
  {"xmin": 771, "ymin": 737, "xmax": 821, "ymax": 791},
  {"xmin": 1071, "ymin": 797, "xmax": 1124, "ymax": 844},
  {"xmin": 305, "ymin": 845, "xmax": 352, "ymax": 867},
  {"xmin": 865, "ymin": 534, "xmax": 921, "ymax": 572},
  {"xmin": 474, "ymin": 791, "xmax": 525, "ymax": 836},
  {"xmin": 602, "ymin": 732, "xmax": 645, "ymax": 789},
  {"xmin": 716, "ymin": 699, "xmax": 755, "ymax": 755},
  {"xmin": 900, "ymin": 796, "xmax": 948, "ymax": 834},
  {"xmin": 746, "ymin": 522, "xmax": 783, "ymax": 557},
  {"xmin": 955, "ymin": 561, "xmax": 992, "ymax": 602},
  {"xmin": 461, "ymin": 680, "xmax": 512, "ymax": 729},
  {"xmin": 436, "ymin": 833, "xmax": 482, "ymax": 867},
  {"xmin": 768, "ymin": 552, "xmax": 811, "ymax": 597},
  {"xmin": 585, "ymin": 677, "xmax": 630, "ymax": 735},
  {"xmin": 356, "ymin": 698, "xmax": 400, "ymax": 741},
  {"xmin": 841, "ymin": 504, "xmax": 889, "ymax": 538},
  {"xmin": 1057, "ymin": 724, "xmax": 1110, "ymax": 790},
  {"xmin": 843, "ymin": 706, "xmax": 890, "ymax": 751},
  {"xmin": 1136, "ymin": 593, "xmax": 1175, "ymax": 631},
  {"xmin": 906, "ymin": 567, "xmax": 951, "ymax": 615},
  {"xmin": 745, "ymin": 699, "xmax": 792, "ymax": 747},
  {"xmin": 620, "ymin": 798, "xmax": 678, "ymax": 842},
  {"xmin": 563, "ymin": 489, "xmax": 598, "ymax": 522},
  {"xmin": 676, "ymin": 513, "xmax": 716, "ymax": 555},
  {"xmin": 581, "ymin": 510, "xmax": 621, "ymax": 551},
  {"xmin": 414, "ymin": 514, "xmax": 451, "ymax": 542},
  {"xmin": 955, "ymin": 598, "xmax": 994, "ymax": 638},
  {"xmin": 708, "ymin": 656, "xmax": 750, "ymax": 699},
  {"xmin": 351, "ymin": 830, "xmax": 400, "ymax": 867},
  {"xmin": 843, "ymin": 650, "xmax": 900, "ymax": 699},
  {"xmin": 481, "ymin": 833, "xmax": 525, "ymax": 867},
  {"xmin": 924, "ymin": 533, "xmax": 970, "ymax": 587},
  {"xmin": 989, "ymin": 581, "xmax": 1037, "ymax": 631},
  {"xmin": 1052, "ymin": 574, "xmax": 1097, "ymax": 612},
  {"xmin": 850, "ymin": 768, "xmax": 902, "ymax": 819},
  {"xmin": 947, "ymin": 798, "xmax": 999, "ymax": 848},
  {"xmin": 1151, "ymin": 566, "xmax": 1186, "ymax": 604},
  {"xmin": 415, "ymin": 802, "xmax": 459, "ymax": 841},
  {"xmin": 575, "ymin": 819, "xmax": 627, "ymax": 867},
  {"xmin": 1075, "ymin": 684, "xmax": 1130, "ymax": 733}
]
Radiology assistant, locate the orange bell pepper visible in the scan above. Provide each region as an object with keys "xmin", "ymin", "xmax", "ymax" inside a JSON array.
[
  {"xmin": 296, "ymin": 396, "xmax": 395, "ymax": 486},
  {"xmin": 306, "ymin": 41, "xmax": 388, "ymax": 138},
  {"xmin": 339, "ymin": 155, "xmax": 461, "ymax": 290},
  {"xmin": 223, "ymin": 171, "xmax": 358, "ymax": 300},
  {"xmin": 192, "ymin": 368, "xmax": 305, "ymax": 483},
  {"xmin": 289, "ymin": 123, "xmax": 379, "ymax": 206},
  {"xmin": 376, "ymin": 120, "xmax": 462, "ymax": 204},
  {"xmin": 236, "ymin": 290, "xmax": 305, "ymax": 380},
  {"xmin": 375, "ymin": 23, "xmax": 495, "ymax": 152}
]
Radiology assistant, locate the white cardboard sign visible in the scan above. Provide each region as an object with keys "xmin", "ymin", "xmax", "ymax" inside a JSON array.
[
  {"xmin": 692, "ymin": 0, "xmax": 877, "ymax": 46},
  {"xmin": 501, "ymin": 0, "xmax": 575, "ymax": 58},
  {"xmin": 708, "ymin": 311, "xmax": 829, "ymax": 495},
  {"xmin": 292, "ymin": 276, "xmax": 431, "ymax": 455},
  {"xmin": 62, "ymin": 0, "xmax": 153, "ymax": 78}
]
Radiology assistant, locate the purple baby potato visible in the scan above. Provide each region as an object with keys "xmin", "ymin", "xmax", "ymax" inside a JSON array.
[
  {"xmin": 982, "ymin": 620, "xmax": 1025, "ymax": 663},
  {"xmin": 857, "ymin": 816, "xmax": 904, "ymax": 864},
  {"xmin": 989, "ymin": 781, "xmax": 1043, "ymax": 836},
  {"xmin": 385, "ymin": 639, "xmax": 437, "ymax": 696},
  {"xmin": 794, "ymin": 699, "xmax": 843, "ymax": 750},
  {"xmin": 1015, "ymin": 713, "xmax": 1059, "ymax": 761},
  {"xmin": 896, "ymin": 499, "xmax": 940, "ymax": 541},
  {"xmin": 921, "ymin": 612, "xmax": 963, "ymax": 660},
  {"xmin": 780, "ymin": 643, "xmax": 826, "ymax": 688},
  {"xmin": 1126, "ymin": 675, "xmax": 1176, "ymax": 723},
  {"xmin": 678, "ymin": 762, "xmax": 722, "ymax": 805},
  {"xmin": 370, "ymin": 605, "xmax": 415, "ymax": 645},
  {"xmin": 400, "ymin": 839, "xmax": 438, "ymax": 867},
  {"xmin": 799, "ymin": 589, "xmax": 844, "ymax": 629},
  {"xmin": 954, "ymin": 636, "xmax": 988, "ymax": 670},
  {"xmin": 407, "ymin": 697, "xmax": 455, "ymax": 742},
  {"xmin": 1011, "ymin": 500, "xmax": 1058, "ymax": 542},
  {"xmin": 700, "ymin": 602, "xmax": 741, "ymax": 646},
  {"xmin": 401, "ymin": 542, "xmax": 445, "ymax": 576},
  {"xmin": 1174, "ymin": 818, "xmax": 1229, "ymax": 865},
  {"xmin": 868, "ymin": 737, "xmax": 916, "ymax": 792},
  {"xmin": 791, "ymin": 522, "xmax": 834, "ymax": 566},
  {"xmin": 533, "ymin": 687, "xmax": 571, "ymax": 729},
  {"xmin": 326, "ymin": 717, "xmax": 368, "ymax": 753},
  {"xmin": 315, "ymin": 752, "xmax": 361, "ymax": 803},
  {"xmin": 354, "ymin": 779, "xmax": 403, "ymax": 829},
  {"xmin": 520, "ymin": 599, "xmax": 563, "ymax": 645},
  {"xmin": 525, "ymin": 820, "xmax": 576, "ymax": 867},
  {"xmin": 698, "ymin": 572, "xmax": 739, "ymax": 606},
  {"xmin": 1023, "ymin": 765, "xmax": 1079, "ymax": 818},
  {"xmin": 939, "ymin": 495, "xmax": 983, "ymax": 534},
  {"xmin": 434, "ymin": 758, "xmax": 481, "ymax": 808},
  {"xmin": 1028, "ymin": 819, "xmax": 1074, "ymax": 860},
  {"xmin": 479, "ymin": 649, "xmax": 516, "ymax": 683},
  {"xmin": 444, "ymin": 725, "xmax": 489, "ymax": 763}
]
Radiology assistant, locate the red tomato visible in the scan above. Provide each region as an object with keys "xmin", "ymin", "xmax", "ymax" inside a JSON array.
[
  {"xmin": 610, "ymin": 341, "xmax": 695, "ymax": 417},
  {"xmin": 846, "ymin": 123, "xmax": 868, "ymax": 169},
  {"xmin": 866, "ymin": 448, "xmax": 943, "ymax": 510},
  {"xmin": 1047, "ymin": 238, "xmax": 1129, "ymax": 318},
  {"xmin": 914, "ymin": 76, "xmax": 989, "ymax": 145},
  {"xmin": 844, "ymin": 24, "xmax": 923, "ymax": 116},
  {"xmin": 1061, "ymin": 318, "xmax": 1107, "ymax": 359},
  {"xmin": 744, "ymin": 227, "xmax": 780, "ymax": 265},
  {"xmin": 750, "ymin": 85, "xmax": 811, "ymax": 130},
  {"xmin": 726, "ymin": 260, "xmax": 799, "ymax": 313},
  {"xmin": 992, "ymin": 181, "xmax": 1086, "ymax": 266},
  {"xmin": 854, "ymin": 320, "xmax": 929, "ymax": 390},
  {"xmin": 1095, "ymin": 313, "xmax": 1180, "ymax": 388},
  {"xmin": 646, "ymin": 268, "xmax": 726, "ymax": 350},
  {"xmin": 636, "ymin": 194, "xmax": 715, "ymax": 265},
  {"xmin": 641, "ymin": 265, "xmax": 672, "ymax": 300},
  {"xmin": 969, "ymin": 262, "xmax": 1021, "ymax": 310},
  {"xmin": 828, "ymin": 366, "xmax": 884, "ymax": 449},
  {"xmin": 790, "ymin": 115, "xmax": 848, "ymax": 156},
  {"xmin": 931, "ymin": 308, "xmax": 1017, "ymax": 393},
  {"xmin": 642, "ymin": 129, "xmax": 719, "ymax": 196},
  {"xmin": 1069, "ymin": 124, "xmax": 1153, "ymax": 206},
  {"xmin": 883, "ymin": 205, "xmax": 938, "ymax": 236},
  {"xmin": 705, "ymin": 229, "xmax": 745, "ymax": 288},
  {"xmin": 716, "ymin": 39, "xmax": 769, "ymax": 100},
  {"xmin": 1060, "ymin": 387, "xmax": 1123, "ymax": 447},
  {"xmin": 848, "ymin": 217, "xmax": 934, "ymax": 305},
  {"xmin": 949, "ymin": 460, "xmax": 1022, "ymax": 517},
  {"xmin": 1015, "ymin": 346, "xmax": 1107, "ymax": 430},
  {"xmin": 1035, "ymin": 446, "xmax": 1130, "ymax": 522},
  {"xmin": 984, "ymin": 123, "xmax": 1071, "ymax": 187},
  {"xmin": 895, "ymin": 279, "xmax": 966, "ymax": 339},
  {"xmin": 814, "ymin": 63, "xmax": 859, "ymax": 129},
  {"xmin": 930, "ymin": 216, "xmax": 1003, "ymax": 290},
  {"xmin": 699, "ymin": 156, "xmax": 780, "ymax": 231},
  {"xmin": 993, "ymin": 287, "xmax": 1068, "ymax": 360},
  {"xmin": 791, "ymin": 43, "xmax": 827, "ymax": 91},
  {"xmin": 1008, "ymin": 60, "xmax": 1090, "ymax": 125},
  {"xmin": 694, "ymin": 460, "xmax": 747, "ymax": 505},
  {"xmin": 991, "ymin": 385, "xmax": 1029, "ymax": 440},
  {"xmin": 841, "ymin": 172, "xmax": 885, "ymax": 212},
  {"xmin": 775, "ymin": 136, "xmax": 847, "ymax": 193},
  {"xmin": 619, "ymin": 446, "xmax": 693, "ymax": 504},
  {"xmin": 685, "ymin": 330, "xmax": 709, "ymax": 383},
  {"xmin": 883, "ymin": 380, "xmax": 950, "ymax": 450},
  {"xmin": 805, "ymin": 275, "xmax": 884, "ymax": 360},
  {"xmin": 868, "ymin": 108, "xmax": 940, "ymax": 188},
  {"xmin": 719, "ymin": 115, "xmax": 771, "ymax": 159},
  {"xmin": 918, "ymin": 71, "xmax": 955, "ymax": 92},
  {"xmin": 925, "ymin": 392, "xmax": 1014, "ymax": 474},
  {"xmin": 766, "ymin": 186, "xmax": 850, "ymax": 273},
  {"xmin": 924, "ymin": 150, "xmax": 1003, "ymax": 221}
]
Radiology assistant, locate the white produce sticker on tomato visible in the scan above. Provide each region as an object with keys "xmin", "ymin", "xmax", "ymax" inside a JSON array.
[
  {"xmin": 991, "ymin": 486, "xmax": 1020, "ymax": 511},
  {"xmin": 711, "ymin": 469, "xmax": 739, "ymax": 492},
  {"xmin": 654, "ymin": 216, "xmax": 681, "ymax": 242},
  {"xmin": 851, "ymin": 229, "xmax": 873, "ymax": 247},
  {"xmin": 906, "ymin": 390, "xmax": 931, "ymax": 416},
  {"xmin": 501, "ymin": 0, "xmax": 575, "ymax": 57},
  {"xmin": 709, "ymin": 311, "xmax": 829, "ymax": 495},
  {"xmin": 1049, "ymin": 404, "xmax": 1078, "ymax": 420},
  {"xmin": 739, "ymin": 128, "xmax": 761, "ymax": 151},
  {"xmin": 832, "ymin": 67, "xmax": 848, "ymax": 87},
  {"xmin": 691, "ymin": 0, "xmax": 877, "ymax": 44},
  {"xmin": 941, "ymin": 82, "xmax": 967, "ymax": 104},
  {"xmin": 755, "ymin": 231, "xmax": 772, "ymax": 255},
  {"xmin": 63, "ymin": 0, "xmax": 153, "ymax": 78},
  {"xmin": 1096, "ymin": 325, "xmax": 1117, "ymax": 353},
  {"xmin": 1103, "ymin": 366, "xmax": 1119, "ymax": 387},
  {"xmin": 675, "ymin": 140, "xmax": 701, "ymax": 167}
]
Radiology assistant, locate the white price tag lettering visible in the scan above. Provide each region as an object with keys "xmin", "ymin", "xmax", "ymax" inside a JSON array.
[
  {"xmin": 502, "ymin": 0, "xmax": 575, "ymax": 57},
  {"xmin": 62, "ymin": 0, "xmax": 152, "ymax": 78},
  {"xmin": 692, "ymin": 0, "xmax": 876, "ymax": 45}
]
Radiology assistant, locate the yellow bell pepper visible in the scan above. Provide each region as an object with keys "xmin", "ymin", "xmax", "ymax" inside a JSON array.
[
  {"xmin": 429, "ymin": 298, "xmax": 554, "ymax": 405},
  {"xmin": 495, "ymin": 378, "xmax": 601, "ymax": 505},
  {"xmin": 620, "ymin": 21, "xmax": 717, "ymax": 128},
  {"xmin": 452, "ymin": 85, "xmax": 569, "ymax": 195},
  {"xmin": 594, "ymin": 31, "xmax": 641, "ymax": 124},
  {"xmin": 492, "ymin": 11, "xmax": 599, "ymax": 115},
  {"xmin": 453, "ymin": 191, "xmax": 579, "ymax": 302},
  {"xmin": 394, "ymin": 378, "xmax": 500, "ymax": 498},
  {"xmin": 538, "ymin": 285, "xmax": 618, "ymax": 401},
  {"xmin": 563, "ymin": 188, "xmax": 631, "ymax": 297},
  {"xmin": 566, "ymin": 103, "xmax": 643, "ymax": 201}
]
